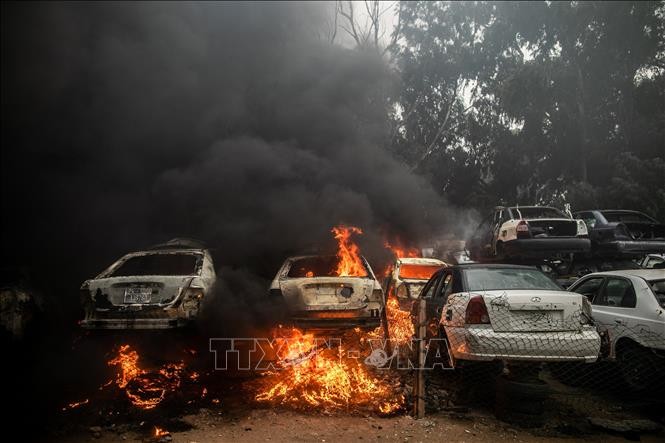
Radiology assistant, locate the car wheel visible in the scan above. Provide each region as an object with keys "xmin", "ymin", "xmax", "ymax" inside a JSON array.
[
  {"xmin": 617, "ymin": 342, "xmax": 662, "ymax": 392},
  {"xmin": 495, "ymin": 374, "xmax": 549, "ymax": 426}
]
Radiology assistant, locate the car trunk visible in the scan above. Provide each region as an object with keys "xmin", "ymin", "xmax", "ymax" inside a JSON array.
[
  {"xmin": 89, "ymin": 276, "xmax": 194, "ymax": 307},
  {"xmin": 527, "ymin": 219, "xmax": 577, "ymax": 237},
  {"xmin": 280, "ymin": 277, "xmax": 374, "ymax": 311},
  {"xmin": 622, "ymin": 222, "xmax": 665, "ymax": 240},
  {"xmin": 480, "ymin": 290, "xmax": 584, "ymax": 332}
]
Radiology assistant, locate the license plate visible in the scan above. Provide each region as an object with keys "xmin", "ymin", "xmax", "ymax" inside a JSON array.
[{"xmin": 124, "ymin": 288, "xmax": 152, "ymax": 304}]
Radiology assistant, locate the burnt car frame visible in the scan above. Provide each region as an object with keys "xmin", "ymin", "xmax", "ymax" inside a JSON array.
[
  {"xmin": 269, "ymin": 255, "xmax": 385, "ymax": 330},
  {"xmin": 80, "ymin": 238, "xmax": 216, "ymax": 330},
  {"xmin": 468, "ymin": 206, "xmax": 590, "ymax": 261},
  {"xmin": 574, "ymin": 210, "xmax": 665, "ymax": 257}
]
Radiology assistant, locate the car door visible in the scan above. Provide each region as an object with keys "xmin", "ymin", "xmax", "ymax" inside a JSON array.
[
  {"xmin": 411, "ymin": 271, "xmax": 444, "ymax": 337},
  {"xmin": 588, "ymin": 276, "xmax": 642, "ymax": 352}
]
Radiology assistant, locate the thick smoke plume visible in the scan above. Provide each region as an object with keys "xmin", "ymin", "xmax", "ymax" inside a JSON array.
[{"xmin": 2, "ymin": 2, "xmax": 450, "ymax": 328}]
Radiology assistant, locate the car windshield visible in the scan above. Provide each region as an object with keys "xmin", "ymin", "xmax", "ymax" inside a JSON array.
[
  {"xmin": 398, "ymin": 264, "xmax": 442, "ymax": 280},
  {"xmin": 511, "ymin": 207, "xmax": 567, "ymax": 219},
  {"xmin": 110, "ymin": 253, "xmax": 201, "ymax": 277},
  {"xmin": 648, "ymin": 279, "xmax": 665, "ymax": 308},
  {"xmin": 465, "ymin": 268, "xmax": 562, "ymax": 291},
  {"xmin": 602, "ymin": 211, "xmax": 655, "ymax": 223},
  {"xmin": 287, "ymin": 256, "xmax": 369, "ymax": 278}
]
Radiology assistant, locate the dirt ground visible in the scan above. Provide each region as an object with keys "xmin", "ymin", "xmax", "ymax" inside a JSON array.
[{"xmin": 51, "ymin": 407, "xmax": 665, "ymax": 443}]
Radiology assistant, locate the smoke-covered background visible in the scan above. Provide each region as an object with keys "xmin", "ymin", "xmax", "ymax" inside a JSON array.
[{"xmin": 1, "ymin": 2, "xmax": 451, "ymax": 327}]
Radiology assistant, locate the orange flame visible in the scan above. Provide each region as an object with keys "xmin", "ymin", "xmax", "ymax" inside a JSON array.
[
  {"xmin": 255, "ymin": 327, "xmax": 403, "ymax": 414},
  {"xmin": 107, "ymin": 344, "xmax": 185, "ymax": 410},
  {"xmin": 384, "ymin": 240, "xmax": 419, "ymax": 259},
  {"xmin": 154, "ymin": 426, "xmax": 169, "ymax": 438},
  {"xmin": 61, "ymin": 398, "xmax": 89, "ymax": 411},
  {"xmin": 332, "ymin": 225, "xmax": 368, "ymax": 277},
  {"xmin": 385, "ymin": 297, "xmax": 414, "ymax": 345}
]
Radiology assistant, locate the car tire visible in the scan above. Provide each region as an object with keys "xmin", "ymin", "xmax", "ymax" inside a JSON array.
[
  {"xmin": 617, "ymin": 342, "xmax": 664, "ymax": 392},
  {"xmin": 495, "ymin": 374, "xmax": 548, "ymax": 426}
]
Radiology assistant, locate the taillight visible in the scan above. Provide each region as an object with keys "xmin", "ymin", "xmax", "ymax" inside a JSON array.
[
  {"xmin": 465, "ymin": 295, "xmax": 490, "ymax": 324},
  {"xmin": 516, "ymin": 220, "xmax": 530, "ymax": 239}
]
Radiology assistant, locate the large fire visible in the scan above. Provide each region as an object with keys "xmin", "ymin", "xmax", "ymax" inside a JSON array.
[
  {"xmin": 107, "ymin": 344, "xmax": 185, "ymax": 410},
  {"xmin": 332, "ymin": 225, "xmax": 367, "ymax": 277},
  {"xmin": 255, "ymin": 327, "xmax": 403, "ymax": 414},
  {"xmin": 384, "ymin": 297, "xmax": 414, "ymax": 345}
]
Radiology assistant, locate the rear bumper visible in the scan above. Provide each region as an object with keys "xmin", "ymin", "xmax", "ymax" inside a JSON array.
[
  {"xmin": 446, "ymin": 326, "xmax": 600, "ymax": 363},
  {"xmin": 594, "ymin": 240, "xmax": 665, "ymax": 256},
  {"xmin": 504, "ymin": 238, "xmax": 590, "ymax": 256},
  {"xmin": 80, "ymin": 317, "xmax": 191, "ymax": 330},
  {"xmin": 290, "ymin": 309, "xmax": 382, "ymax": 330}
]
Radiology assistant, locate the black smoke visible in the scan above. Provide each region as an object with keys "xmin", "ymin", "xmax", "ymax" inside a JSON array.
[{"xmin": 2, "ymin": 2, "xmax": 449, "ymax": 329}]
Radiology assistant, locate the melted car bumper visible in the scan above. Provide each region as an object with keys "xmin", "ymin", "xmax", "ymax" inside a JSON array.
[{"xmin": 80, "ymin": 317, "xmax": 191, "ymax": 329}]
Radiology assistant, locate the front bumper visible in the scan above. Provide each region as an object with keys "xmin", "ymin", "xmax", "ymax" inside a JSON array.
[
  {"xmin": 80, "ymin": 317, "xmax": 191, "ymax": 330},
  {"xmin": 594, "ymin": 240, "xmax": 665, "ymax": 256},
  {"xmin": 445, "ymin": 326, "xmax": 600, "ymax": 363},
  {"xmin": 504, "ymin": 237, "xmax": 590, "ymax": 257}
]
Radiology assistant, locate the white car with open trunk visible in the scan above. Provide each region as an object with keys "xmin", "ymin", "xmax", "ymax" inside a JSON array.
[{"xmin": 420, "ymin": 264, "xmax": 601, "ymax": 364}]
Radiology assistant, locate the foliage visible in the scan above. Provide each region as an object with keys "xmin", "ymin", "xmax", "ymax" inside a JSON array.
[{"xmin": 391, "ymin": 1, "xmax": 665, "ymax": 219}]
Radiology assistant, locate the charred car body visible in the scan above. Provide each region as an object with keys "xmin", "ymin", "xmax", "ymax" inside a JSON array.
[
  {"xmin": 574, "ymin": 210, "xmax": 665, "ymax": 257},
  {"xmin": 270, "ymin": 255, "xmax": 385, "ymax": 330},
  {"xmin": 468, "ymin": 206, "xmax": 590, "ymax": 261},
  {"xmin": 385, "ymin": 257, "xmax": 447, "ymax": 308},
  {"xmin": 80, "ymin": 238, "xmax": 216, "ymax": 330}
]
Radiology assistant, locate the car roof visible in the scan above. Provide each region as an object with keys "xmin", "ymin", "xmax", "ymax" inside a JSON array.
[
  {"xmin": 508, "ymin": 205, "xmax": 556, "ymax": 210},
  {"xmin": 397, "ymin": 257, "xmax": 446, "ymax": 266},
  {"xmin": 583, "ymin": 269, "xmax": 665, "ymax": 280}
]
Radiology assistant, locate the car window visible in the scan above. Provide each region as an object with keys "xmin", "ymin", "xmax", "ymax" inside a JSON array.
[
  {"xmin": 437, "ymin": 273, "xmax": 453, "ymax": 299},
  {"xmin": 421, "ymin": 273, "xmax": 441, "ymax": 299},
  {"xmin": 601, "ymin": 211, "xmax": 655, "ymax": 223},
  {"xmin": 573, "ymin": 277, "xmax": 604, "ymax": 303},
  {"xmin": 648, "ymin": 279, "xmax": 665, "ymax": 308},
  {"xmin": 465, "ymin": 268, "xmax": 562, "ymax": 291},
  {"xmin": 594, "ymin": 278, "xmax": 636, "ymax": 308},
  {"xmin": 110, "ymin": 253, "xmax": 202, "ymax": 277}
]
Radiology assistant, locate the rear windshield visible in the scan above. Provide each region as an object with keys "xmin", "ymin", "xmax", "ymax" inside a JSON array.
[
  {"xmin": 602, "ymin": 211, "xmax": 655, "ymax": 223},
  {"xmin": 511, "ymin": 207, "xmax": 567, "ymax": 219},
  {"xmin": 287, "ymin": 256, "xmax": 368, "ymax": 278},
  {"xmin": 648, "ymin": 279, "xmax": 665, "ymax": 308},
  {"xmin": 110, "ymin": 253, "xmax": 201, "ymax": 277},
  {"xmin": 465, "ymin": 268, "xmax": 562, "ymax": 292},
  {"xmin": 399, "ymin": 264, "xmax": 442, "ymax": 280}
]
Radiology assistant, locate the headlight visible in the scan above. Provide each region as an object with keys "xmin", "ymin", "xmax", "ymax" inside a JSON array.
[
  {"xmin": 576, "ymin": 219, "xmax": 588, "ymax": 236},
  {"xmin": 396, "ymin": 284, "xmax": 409, "ymax": 299}
]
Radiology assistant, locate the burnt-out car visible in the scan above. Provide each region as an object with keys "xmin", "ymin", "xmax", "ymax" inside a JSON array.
[
  {"xmin": 80, "ymin": 238, "xmax": 216, "ymax": 330},
  {"xmin": 468, "ymin": 206, "xmax": 590, "ymax": 260},
  {"xmin": 269, "ymin": 255, "xmax": 384, "ymax": 330},
  {"xmin": 574, "ymin": 210, "xmax": 665, "ymax": 257}
]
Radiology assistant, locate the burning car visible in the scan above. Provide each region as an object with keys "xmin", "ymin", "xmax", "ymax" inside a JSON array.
[
  {"xmin": 80, "ymin": 238, "xmax": 216, "ymax": 330},
  {"xmin": 385, "ymin": 257, "xmax": 447, "ymax": 307},
  {"xmin": 468, "ymin": 205, "xmax": 590, "ymax": 260},
  {"xmin": 269, "ymin": 254, "xmax": 385, "ymax": 330},
  {"xmin": 416, "ymin": 264, "xmax": 601, "ymax": 364},
  {"xmin": 573, "ymin": 209, "xmax": 665, "ymax": 257}
]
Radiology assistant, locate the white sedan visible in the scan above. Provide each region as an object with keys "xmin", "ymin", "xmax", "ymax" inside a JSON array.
[
  {"xmin": 568, "ymin": 269, "xmax": 665, "ymax": 389},
  {"xmin": 423, "ymin": 264, "xmax": 601, "ymax": 364}
]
